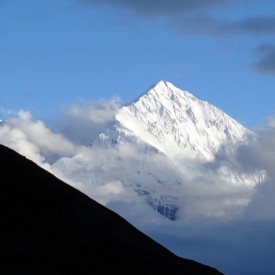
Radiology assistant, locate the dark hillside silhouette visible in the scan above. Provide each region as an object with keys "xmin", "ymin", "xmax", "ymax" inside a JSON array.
[{"xmin": 0, "ymin": 145, "xmax": 223, "ymax": 274}]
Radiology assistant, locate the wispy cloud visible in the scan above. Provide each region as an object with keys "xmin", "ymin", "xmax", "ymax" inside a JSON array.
[
  {"xmin": 224, "ymin": 16, "xmax": 275, "ymax": 35},
  {"xmin": 78, "ymin": 0, "xmax": 229, "ymax": 17},
  {"xmin": 77, "ymin": 0, "xmax": 272, "ymax": 36},
  {"xmin": 54, "ymin": 98, "xmax": 120, "ymax": 145},
  {"xmin": 0, "ymin": 110, "xmax": 78, "ymax": 169},
  {"xmin": 254, "ymin": 44, "xmax": 275, "ymax": 75},
  {"xmin": 188, "ymin": 15, "xmax": 275, "ymax": 36},
  {"xmin": 76, "ymin": 0, "xmax": 275, "ymax": 77}
]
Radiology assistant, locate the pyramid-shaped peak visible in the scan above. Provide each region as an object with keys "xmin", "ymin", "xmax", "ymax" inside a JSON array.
[
  {"xmin": 114, "ymin": 80, "xmax": 250, "ymax": 161},
  {"xmin": 130, "ymin": 81, "xmax": 196, "ymax": 106},
  {"xmin": 154, "ymin": 80, "xmax": 171, "ymax": 88},
  {"xmin": 151, "ymin": 80, "xmax": 182, "ymax": 91},
  {"xmin": 155, "ymin": 80, "xmax": 179, "ymax": 88},
  {"xmin": 147, "ymin": 80, "xmax": 194, "ymax": 97}
]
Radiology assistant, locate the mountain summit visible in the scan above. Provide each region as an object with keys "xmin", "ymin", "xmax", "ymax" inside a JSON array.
[
  {"xmin": 53, "ymin": 81, "xmax": 262, "ymax": 220},
  {"xmin": 104, "ymin": 80, "xmax": 250, "ymax": 161}
]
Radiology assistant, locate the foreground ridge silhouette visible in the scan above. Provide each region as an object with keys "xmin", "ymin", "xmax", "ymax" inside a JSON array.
[{"xmin": 0, "ymin": 145, "xmax": 223, "ymax": 274}]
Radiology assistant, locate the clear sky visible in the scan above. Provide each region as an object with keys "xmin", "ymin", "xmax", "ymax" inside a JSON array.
[{"xmin": 0, "ymin": 0, "xmax": 275, "ymax": 128}]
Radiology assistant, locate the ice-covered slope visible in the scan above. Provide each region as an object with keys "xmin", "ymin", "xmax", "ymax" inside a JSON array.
[
  {"xmin": 94, "ymin": 80, "xmax": 250, "ymax": 161},
  {"xmin": 53, "ymin": 81, "xmax": 262, "ymax": 220},
  {"xmin": 92, "ymin": 81, "xmax": 261, "ymax": 185}
]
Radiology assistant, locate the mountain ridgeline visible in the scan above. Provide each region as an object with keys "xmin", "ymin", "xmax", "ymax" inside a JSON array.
[{"xmin": 0, "ymin": 145, "xmax": 222, "ymax": 274}]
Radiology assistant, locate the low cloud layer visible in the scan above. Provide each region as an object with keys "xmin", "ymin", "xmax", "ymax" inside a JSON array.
[{"xmin": 1, "ymin": 107, "xmax": 274, "ymax": 221}]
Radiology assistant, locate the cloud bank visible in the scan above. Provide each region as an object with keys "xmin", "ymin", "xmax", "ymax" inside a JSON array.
[
  {"xmin": 0, "ymin": 110, "xmax": 78, "ymax": 169},
  {"xmin": 1, "ymin": 106, "xmax": 274, "ymax": 221}
]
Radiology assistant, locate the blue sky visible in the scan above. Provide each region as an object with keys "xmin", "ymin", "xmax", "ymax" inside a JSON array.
[{"xmin": 0, "ymin": 0, "xmax": 275, "ymax": 127}]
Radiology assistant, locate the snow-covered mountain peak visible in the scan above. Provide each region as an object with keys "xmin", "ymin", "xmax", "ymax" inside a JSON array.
[
  {"xmin": 137, "ymin": 80, "xmax": 196, "ymax": 105},
  {"xmin": 112, "ymin": 81, "xmax": 250, "ymax": 162},
  {"xmin": 54, "ymin": 81, "xmax": 262, "ymax": 221}
]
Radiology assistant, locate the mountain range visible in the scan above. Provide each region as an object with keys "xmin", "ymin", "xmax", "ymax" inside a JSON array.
[
  {"xmin": 53, "ymin": 81, "xmax": 263, "ymax": 220},
  {"xmin": 0, "ymin": 144, "xmax": 222, "ymax": 274}
]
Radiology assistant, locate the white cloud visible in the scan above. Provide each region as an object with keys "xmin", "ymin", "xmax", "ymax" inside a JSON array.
[
  {"xmin": 64, "ymin": 97, "xmax": 120, "ymax": 124},
  {"xmin": 0, "ymin": 110, "xmax": 78, "ymax": 169},
  {"xmin": 0, "ymin": 122, "xmax": 47, "ymax": 168},
  {"xmin": 54, "ymin": 98, "xmax": 120, "ymax": 144},
  {"xmin": 235, "ymin": 119, "xmax": 275, "ymax": 221}
]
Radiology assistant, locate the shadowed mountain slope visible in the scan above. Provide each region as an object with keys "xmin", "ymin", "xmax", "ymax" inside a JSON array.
[{"xmin": 0, "ymin": 145, "xmax": 222, "ymax": 275}]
